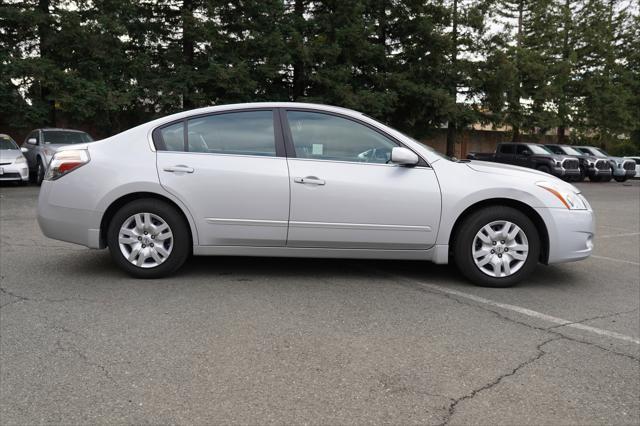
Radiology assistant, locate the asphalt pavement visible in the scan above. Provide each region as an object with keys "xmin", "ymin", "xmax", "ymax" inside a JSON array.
[{"xmin": 1, "ymin": 180, "xmax": 638, "ymax": 425}]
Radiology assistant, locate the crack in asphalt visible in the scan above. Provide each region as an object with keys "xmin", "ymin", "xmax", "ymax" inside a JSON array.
[
  {"xmin": 438, "ymin": 336, "xmax": 561, "ymax": 426},
  {"xmin": 0, "ymin": 286, "xmax": 95, "ymax": 308},
  {"xmin": 53, "ymin": 339, "xmax": 119, "ymax": 386},
  {"xmin": 546, "ymin": 308, "xmax": 639, "ymax": 331}
]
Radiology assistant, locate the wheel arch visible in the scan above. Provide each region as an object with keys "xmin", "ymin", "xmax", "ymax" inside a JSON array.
[
  {"xmin": 99, "ymin": 192, "xmax": 197, "ymax": 249},
  {"xmin": 448, "ymin": 198, "xmax": 550, "ymax": 264}
]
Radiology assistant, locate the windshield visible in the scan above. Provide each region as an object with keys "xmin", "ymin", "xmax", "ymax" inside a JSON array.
[
  {"xmin": 527, "ymin": 144, "xmax": 553, "ymax": 155},
  {"xmin": 0, "ymin": 135, "xmax": 18, "ymax": 150},
  {"xmin": 594, "ymin": 148, "xmax": 609, "ymax": 157},
  {"xmin": 561, "ymin": 146, "xmax": 583, "ymax": 156},
  {"xmin": 42, "ymin": 131, "xmax": 93, "ymax": 145}
]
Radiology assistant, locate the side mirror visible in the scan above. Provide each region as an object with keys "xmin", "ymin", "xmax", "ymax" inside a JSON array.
[
  {"xmin": 390, "ymin": 147, "xmax": 419, "ymax": 166},
  {"xmin": 27, "ymin": 138, "xmax": 37, "ymax": 145},
  {"xmin": 522, "ymin": 150, "xmax": 531, "ymax": 156},
  {"xmin": 20, "ymin": 147, "xmax": 28, "ymax": 153}
]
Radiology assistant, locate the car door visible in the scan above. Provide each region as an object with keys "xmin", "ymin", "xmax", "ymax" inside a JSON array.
[
  {"xmin": 496, "ymin": 144, "xmax": 517, "ymax": 165},
  {"xmin": 515, "ymin": 144, "xmax": 532, "ymax": 167},
  {"xmin": 282, "ymin": 109, "xmax": 441, "ymax": 249},
  {"xmin": 155, "ymin": 109, "xmax": 290, "ymax": 247}
]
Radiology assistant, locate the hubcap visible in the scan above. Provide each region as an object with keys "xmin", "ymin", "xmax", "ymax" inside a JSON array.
[
  {"xmin": 118, "ymin": 213, "xmax": 173, "ymax": 268},
  {"xmin": 472, "ymin": 220, "xmax": 529, "ymax": 278}
]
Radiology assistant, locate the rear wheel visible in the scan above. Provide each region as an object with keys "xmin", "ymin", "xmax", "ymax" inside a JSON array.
[
  {"xmin": 453, "ymin": 206, "xmax": 541, "ymax": 287},
  {"xmin": 107, "ymin": 199, "xmax": 190, "ymax": 278}
]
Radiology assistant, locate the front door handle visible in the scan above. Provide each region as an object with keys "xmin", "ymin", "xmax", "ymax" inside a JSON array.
[
  {"xmin": 163, "ymin": 165, "xmax": 194, "ymax": 174},
  {"xmin": 294, "ymin": 176, "xmax": 325, "ymax": 185}
]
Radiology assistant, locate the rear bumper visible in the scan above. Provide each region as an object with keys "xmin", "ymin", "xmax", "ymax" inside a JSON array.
[
  {"xmin": 0, "ymin": 163, "xmax": 29, "ymax": 181},
  {"xmin": 37, "ymin": 181, "xmax": 103, "ymax": 248},
  {"xmin": 537, "ymin": 207, "xmax": 594, "ymax": 264}
]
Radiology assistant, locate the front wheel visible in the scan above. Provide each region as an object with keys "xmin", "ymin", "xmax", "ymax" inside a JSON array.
[
  {"xmin": 536, "ymin": 165, "xmax": 551, "ymax": 175},
  {"xmin": 107, "ymin": 199, "xmax": 190, "ymax": 278},
  {"xmin": 453, "ymin": 206, "xmax": 541, "ymax": 287},
  {"xmin": 614, "ymin": 176, "xmax": 628, "ymax": 183}
]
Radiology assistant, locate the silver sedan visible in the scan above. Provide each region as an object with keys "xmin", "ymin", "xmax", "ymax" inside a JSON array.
[{"xmin": 36, "ymin": 103, "xmax": 595, "ymax": 287}]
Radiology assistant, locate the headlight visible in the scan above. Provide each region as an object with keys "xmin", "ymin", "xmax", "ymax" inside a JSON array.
[
  {"xmin": 556, "ymin": 161, "xmax": 562, "ymax": 167},
  {"xmin": 536, "ymin": 181, "xmax": 587, "ymax": 210},
  {"xmin": 14, "ymin": 156, "xmax": 26, "ymax": 164}
]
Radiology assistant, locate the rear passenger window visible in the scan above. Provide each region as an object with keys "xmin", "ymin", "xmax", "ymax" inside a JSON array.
[
  {"xmin": 187, "ymin": 111, "xmax": 275, "ymax": 156},
  {"xmin": 159, "ymin": 122, "xmax": 185, "ymax": 151}
]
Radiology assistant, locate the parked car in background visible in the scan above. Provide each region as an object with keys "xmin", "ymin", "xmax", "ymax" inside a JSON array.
[
  {"xmin": 575, "ymin": 146, "xmax": 636, "ymax": 182},
  {"xmin": 467, "ymin": 142, "xmax": 581, "ymax": 180},
  {"xmin": 22, "ymin": 128, "xmax": 94, "ymax": 184},
  {"xmin": 624, "ymin": 156, "xmax": 640, "ymax": 178},
  {"xmin": 544, "ymin": 144, "xmax": 611, "ymax": 182},
  {"xmin": 0, "ymin": 134, "xmax": 29, "ymax": 185},
  {"xmin": 37, "ymin": 103, "xmax": 595, "ymax": 287}
]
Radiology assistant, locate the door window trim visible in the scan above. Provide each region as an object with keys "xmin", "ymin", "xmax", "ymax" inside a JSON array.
[
  {"xmin": 151, "ymin": 108, "xmax": 286, "ymax": 158},
  {"xmin": 279, "ymin": 108, "xmax": 429, "ymax": 167}
]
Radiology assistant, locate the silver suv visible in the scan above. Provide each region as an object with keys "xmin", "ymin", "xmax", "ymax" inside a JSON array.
[{"xmin": 22, "ymin": 128, "xmax": 93, "ymax": 184}]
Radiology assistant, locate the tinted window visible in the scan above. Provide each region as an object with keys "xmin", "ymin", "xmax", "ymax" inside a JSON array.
[
  {"xmin": 186, "ymin": 111, "xmax": 275, "ymax": 156},
  {"xmin": 526, "ymin": 144, "xmax": 551, "ymax": 154},
  {"xmin": 159, "ymin": 122, "xmax": 185, "ymax": 151},
  {"xmin": 515, "ymin": 145, "xmax": 530, "ymax": 155},
  {"xmin": 42, "ymin": 131, "xmax": 92, "ymax": 144},
  {"xmin": 499, "ymin": 144, "xmax": 515, "ymax": 154},
  {"xmin": 286, "ymin": 111, "xmax": 397, "ymax": 164}
]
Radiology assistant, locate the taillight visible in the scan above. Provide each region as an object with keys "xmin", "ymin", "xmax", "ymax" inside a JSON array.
[{"xmin": 44, "ymin": 149, "xmax": 90, "ymax": 181}]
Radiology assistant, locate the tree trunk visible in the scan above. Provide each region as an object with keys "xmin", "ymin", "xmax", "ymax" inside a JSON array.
[
  {"xmin": 512, "ymin": 126, "xmax": 521, "ymax": 142},
  {"xmin": 291, "ymin": 0, "xmax": 305, "ymax": 100},
  {"xmin": 557, "ymin": 126, "xmax": 566, "ymax": 143},
  {"xmin": 37, "ymin": 0, "xmax": 55, "ymax": 126},
  {"xmin": 182, "ymin": 0, "xmax": 195, "ymax": 109},
  {"xmin": 446, "ymin": 0, "xmax": 458, "ymax": 158}
]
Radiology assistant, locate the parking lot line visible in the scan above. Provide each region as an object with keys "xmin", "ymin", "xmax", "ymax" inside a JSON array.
[
  {"xmin": 598, "ymin": 232, "xmax": 640, "ymax": 239},
  {"xmin": 590, "ymin": 255, "xmax": 640, "ymax": 266},
  {"xmin": 399, "ymin": 277, "xmax": 640, "ymax": 345}
]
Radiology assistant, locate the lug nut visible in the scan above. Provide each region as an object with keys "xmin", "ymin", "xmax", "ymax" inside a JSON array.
[
  {"xmin": 142, "ymin": 244, "xmax": 146, "ymax": 248},
  {"xmin": 144, "ymin": 231, "xmax": 148, "ymax": 235},
  {"xmin": 151, "ymin": 235, "xmax": 155, "ymax": 240},
  {"xmin": 491, "ymin": 250, "xmax": 495, "ymax": 254},
  {"xmin": 492, "ymin": 241, "xmax": 497, "ymax": 246},
  {"xmin": 498, "ymin": 254, "xmax": 502, "ymax": 258},
  {"xmin": 150, "ymin": 243, "xmax": 154, "ymax": 247},
  {"xmin": 504, "ymin": 248, "xmax": 509, "ymax": 252},
  {"xmin": 138, "ymin": 236, "xmax": 142, "ymax": 241},
  {"xmin": 500, "ymin": 240, "xmax": 505, "ymax": 244}
]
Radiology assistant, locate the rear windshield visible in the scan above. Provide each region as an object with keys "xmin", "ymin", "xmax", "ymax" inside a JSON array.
[
  {"xmin": 0, "ymin": 135, "xmax": 18, "ymax": 150},
  {"xmin": 42, "ymin": 131, "xmax": 93, "ymax": 145}
]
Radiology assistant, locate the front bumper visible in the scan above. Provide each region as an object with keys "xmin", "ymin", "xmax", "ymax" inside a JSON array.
[
  {"xmin": 536, "ymin": 207, "xmax": 594, "ymax": 264},
  {"xmin": 586, "ymin": 167, "xmax": 611, "ymax": 178},
  {"xmin": 551, "ymin": 166, "xmax": 581, "ymax": 178},
  {"xmin": 0, "ymin": 162, "xmax": 29, "ymax": 181},
  {"xmin": 37, "ymin": 181, "xmax": 103, "ymax": 248}
]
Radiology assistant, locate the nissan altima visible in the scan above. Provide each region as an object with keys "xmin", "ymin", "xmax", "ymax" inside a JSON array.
[{"xmin": 37, "ymin": 103, "xmax": 594, "ymax": 287}]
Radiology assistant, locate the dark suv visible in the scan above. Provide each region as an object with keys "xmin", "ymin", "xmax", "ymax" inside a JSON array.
[
  {"xmin": 545, "ymin": 144, "xmax": 612, "ymax": 182},
  {"xmin": 467, "ymin": 143, "xmax": 581, "ymax": 180}
]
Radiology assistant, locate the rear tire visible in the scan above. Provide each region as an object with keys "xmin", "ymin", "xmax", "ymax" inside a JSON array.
[
  {"xmin": 107, "ymin": 199, "xmax": 190, "ymax": 278},
  {"xmin": 453, "ymin": 206, "xmax": 541, "ymax": 287}
]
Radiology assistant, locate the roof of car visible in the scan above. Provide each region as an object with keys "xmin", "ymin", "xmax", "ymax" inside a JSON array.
[{"xmin": 37, "ymin": 128, "xmax": 87, "ymax": 132}]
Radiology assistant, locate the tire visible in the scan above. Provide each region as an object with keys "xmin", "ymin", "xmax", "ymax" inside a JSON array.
[
  {"xmin": 536, "ymin": 165, "xmax": 551, "ymax": 175},
  {"xmin": 35, "ymin": 159, "xmax": 45, "ymax": 185},
  {"xmin": 589, "ymin": 175, "xmax": 602, "ymax": 182},
  {"xmin": 107, "ymin": 199, "xmax": 190, "ymax": 278},
  {"xmin": 453, "ymin": 206, "xmax": 541, "ymax": 287},
  {"xmin": 573, "ymin": 169, "xmax": 586, "ymax": 182},
  {"xmin": 614, "ymin": 176, "xmax": 627, "ymax": 183}
]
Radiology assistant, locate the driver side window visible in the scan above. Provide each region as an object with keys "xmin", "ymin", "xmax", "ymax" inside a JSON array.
[{"xmin": 286, "ymin": 111, "xmax": 397, "ymax": 164}]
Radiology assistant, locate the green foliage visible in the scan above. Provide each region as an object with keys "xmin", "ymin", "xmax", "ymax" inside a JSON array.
[{"xmin": 0, "ymin": 0, "xmax": 637, "ymax": 141}]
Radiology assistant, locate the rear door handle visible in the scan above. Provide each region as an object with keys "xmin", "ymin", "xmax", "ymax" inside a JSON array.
[
  {"xmin": 294, "ymin": 176, "xmax": 325, "ymax": 185},
  {"xmin": 163, "ymin": 165, "xmax": 194, "ymax": 173}
]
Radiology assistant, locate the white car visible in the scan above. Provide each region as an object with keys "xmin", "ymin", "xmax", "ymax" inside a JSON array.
[
  {"xmin": 624, "ymin": 156, "xmax": 640, "ymax": 178},
  {"xmin": 36, "ymin": 103, "xmax": 594, "ymax": 287},
  {"xmin": 0, "ymin": 134, "xmax": 29, "ymax": 184}
]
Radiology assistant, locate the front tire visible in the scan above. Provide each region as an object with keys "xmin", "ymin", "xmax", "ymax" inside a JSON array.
[
  {"xmin": 107, "ymin": 199, "xmax": 190, "ymax": 278},
  {"xmin": 536, "ymin": 165, "xmax": 551, "ymax": 175},
  {"xmin": 614, "ymin": 176, "xmax": 627, "ymax": 183},
  {"xmin": 453, "ymin": 206, "xmax": 541, "ymax": 287}
]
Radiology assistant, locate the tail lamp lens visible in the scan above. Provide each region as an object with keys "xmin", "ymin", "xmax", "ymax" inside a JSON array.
[{"xmin": 44, "ymin": 149, "xmax": 90, "ymax": 181}]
